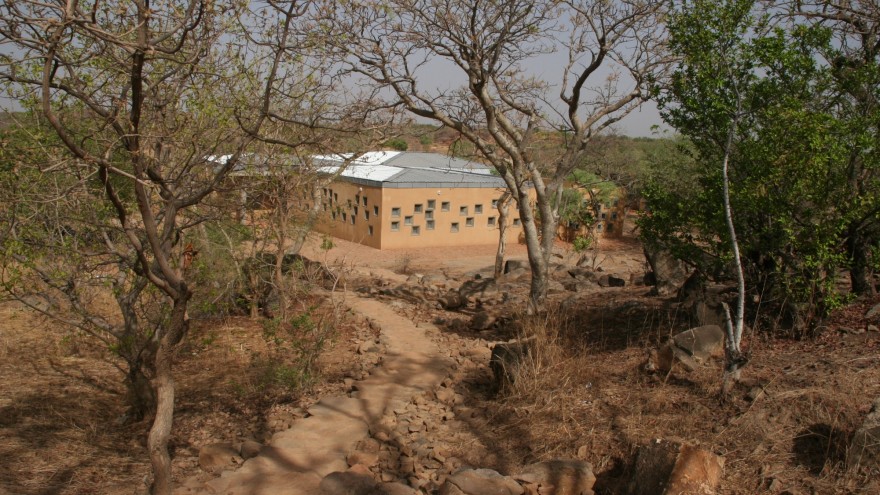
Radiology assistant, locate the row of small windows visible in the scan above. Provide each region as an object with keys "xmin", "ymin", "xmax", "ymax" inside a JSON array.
[
  {"xmin": 390, "ymin": 200, "xmax": 499, "ymax": 218},
  {"xmin": 389, "ymin": 216, "xmax": 519, "ymax": 235}
]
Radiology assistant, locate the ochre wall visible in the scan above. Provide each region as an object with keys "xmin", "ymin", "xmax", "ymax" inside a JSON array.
[{"xmin": 312, "ymin": 180, "xmax": 526, "ymax": 250}]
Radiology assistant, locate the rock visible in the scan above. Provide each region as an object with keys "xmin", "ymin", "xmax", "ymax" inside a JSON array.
[
  {"xmin": 675, "ymin": 271, "xmax": 705, "ymax": 302},
  {"xmin": 440, "ymin": 468, "xmax": 524, "ymax": 495},
  {"xmin": 378, "ymin": 482, "xmax": 421, "ymax": 494},
  {"xmin": 868, "ymin": 324, "xmax": 879, "ymax": 333},
  {"xmin": 239, "ymin": 439, "xmax": 262, "ymax": 460},
  {"xmin": 435, "ymin": 386, "xmax": 457, "ymax": 405},
  {"xmin": 865, "ymin": 303, "xmax": 880, "ymax": 320},
  {"xmin": 691, "ymin": 300, "xmax": 725, "ymax": 328},
  {"xmin": 439, "ymin": 290, "xmax": 467, "ymax": 310},
  {"xmin": 348, "ymin": 449, "xmax": 380, "ymax": 468},
  {"xmin": 198, "ymin": 443, "xmax": 239, "ymax": 473},
  {"xmin": 513, "ymin": 459, "xmax": 596, "ymax": 495},
  {"xmin": 849, "ymin": 396, "xmax": 880, "ymax": 471},
  {"xmin": 646, "ymin": 325, "xmax": 726, "ymax": 376},
  {"xmin": 644, "ymin": 245, "xmax": 690, "ymax": 297},
  {"xmin": 319, "ymin": 470, "xmax": 378, "ymax": 495},
  {"xmin": 358, "ymin": 339, "xmax": 381, "ymax": 354},
  {"xmin": 490, "ymin": 341, "xmax": 531, "ymax": 390},
  {"xmin": 471, "ymin": 311, "xmax": 496, "ymax": 330},
  {"xmin": 598, "ymin": 274, "xmax": 626, "ymax": 288},
  {"xmin": 504, "ymin": 259, "xmax": 529, "ymax": 274},
  {"xmin": 422, "ymin": 274, "xmax": 447, "ymax": 287},
  {"xmin": 567, "ymin": 267, "xmax": 597, "ymax": 282},
  {"xmin": 628, "ymin": 439, "xmax": 724, "ymax": 495}
]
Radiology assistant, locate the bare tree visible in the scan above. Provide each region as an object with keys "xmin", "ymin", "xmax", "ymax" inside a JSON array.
[
  {"xmin": 0, "ymin": 0, "xmax": 386, "ymax": 492},
  {"xmin": 322, "ymin": 0, "xmax": 670, "ymax": 308}
]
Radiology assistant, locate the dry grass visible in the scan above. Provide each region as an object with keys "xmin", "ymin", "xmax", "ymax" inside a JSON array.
[{"xmin": 470, "ymin": 294, "xmax": 880, "ymax": 494}]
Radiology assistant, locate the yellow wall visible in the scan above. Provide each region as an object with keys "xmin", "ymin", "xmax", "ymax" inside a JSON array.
[{"xmin": 312, "ymin": 180, "xmax": 526, "ymax": 250}]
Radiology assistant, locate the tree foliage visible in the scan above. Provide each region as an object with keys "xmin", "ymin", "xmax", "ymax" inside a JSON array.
[{"xmin": 643, "ymin": 0, "xmax": 880, "ymax": 333}]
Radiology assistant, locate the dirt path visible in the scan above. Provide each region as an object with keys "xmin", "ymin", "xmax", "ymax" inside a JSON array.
[{"xmin": 176, "ymin": 293, "xmax": 453, "ymax": 494}]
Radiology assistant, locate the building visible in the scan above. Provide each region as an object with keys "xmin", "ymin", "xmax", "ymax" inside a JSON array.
[{"xmin": 312, "ymin": 151, "xmax": 524, "ymax": 249}]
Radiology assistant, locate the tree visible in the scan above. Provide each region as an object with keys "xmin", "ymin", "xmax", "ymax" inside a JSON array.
[
  {"xmin": 322, "ymin": 0, "xmax": 671, "ymax": 308},
  {"xmin": 645, "ymin": 0, "xmax": 877, "ymax": 341},
  {"xmin": 774, "ymin": 1, "xmax": 880, "ymax": 296},
  {"xmin": 0, "ymin": 0, "xmax": 391, "ymax": 492}
]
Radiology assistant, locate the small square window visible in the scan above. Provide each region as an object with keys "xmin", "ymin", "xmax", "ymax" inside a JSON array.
[
  {"xmin": 491, "ymin": 199, "xmax": 498, "ymax": 209},
  {"xmin": 354, "ymin": 206, "xmax": 359, "ymax": 215},
  {"xmin": 466, "ymin": 217, "xmax": 474, "ymax": 227},
  {"xmin": 334, "ymin": 193, "xmax": 338, "ymax": 201},
  {"xmin": 368, "ymin": 225, "xmax": 374, "ymax": 236},
  {"xmin": 441, "ymin": 201, "xmax": 450, "ymax": 212},
  {"xmin": 607, "ymin": 223, "xmax": 614, "ymax": 233},
  {"xmin": 363, "ymin": 196, "xmax": 368, "ymax": 206},
  {"xmin": 351, "ymin": 216, "xmax": 356, "ymax": 224},
  {"xmin": 391, "ymin": 207, "xmax": 401, "ymax": 217},
  {"xmin": 513, "ymin": 218, "xmax": 521, "ymax": 226},
  {"xmin": 475, "ymin": 204, "xmax": 483, "ymax": 214},
  {"xmin": 414, "ymin": 204, "xmax": 423, "ymax": 213},
  {"xmin": 391, "ymin": 221, "xmax": 400, "ymax": 231},
  {"xmin": 427, "ymin": 220, "xmax": 435, "ymax": 230},
  {"xmin": 411, "ymin": 226, "xmax": 420, "ymax": 236},
  {"xmin": 597, "ymin": 223, "xmax": 603, "ymax": 231},
  {"xmin": 347, "ymin": 199, "xmax": 352, "ymax": 208},
  {"xmin": 342, "ymin": 212, "xmax": 347, "ymax": 221},
  {"xmin": 373, "ymin": 206, "xmax": 379, "ymax": 215},
  {"xmin": 332, "ymin": 212, "xmax": 337, "ymax": 220},
  {"xmin": 427, "ymin": 200, "xmax": 436, "ymax": 209},
  {"xmin": 488, "ymin": 216, "xmax": 496, "ymax": 226},
  {"xmin": 611, "ymin": 212, "xmax": 618, "ymax": 220},
  {"xmin": 451, "ymin": 222, "xmax": 459, "ymax": 233},
  {"xmin": 364, "ymin": 210, "xmax": 370, "ymax": 220},
  {"xmin": 404, "ymin": 216, "xmax": 413, "ymax": 226},
  {"xmin": 601, "ymin": 213, "xmax": 607, "ymax": 219},
  {"xmin": 426, "ymin": 210, "xmax": 434, "ymax": 220},
  {"xmin": 460, "ymin": 206, "xmax": 468, "ymax": 216},
  {"xmin": 355, "ymin": 194, "xmax": 360, "ymax": 205}
]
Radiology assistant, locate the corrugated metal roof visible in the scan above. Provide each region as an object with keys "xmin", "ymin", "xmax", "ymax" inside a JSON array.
[{"xmin": 315, "ymin": 151, "xmax": 503, "ymax": 188}]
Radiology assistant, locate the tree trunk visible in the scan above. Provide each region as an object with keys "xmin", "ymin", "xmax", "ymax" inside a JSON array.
[
  {"xmin": 494, "ymin": 192, "xmax": 511, "ymax": 279},
  {"xmin": 847, "ymin": 226, "xmax": 873, "ymax": 295},
  {"xmin": 516, "ymin": 187, "xmax": 549, "ymax": 311},
  {"xmin": 147, "ymin": 296, "xmax": 190, "ymax": 495},
  {"xmin": 125, "ymin": 363, "xmax": 155, "ymax": 422}
]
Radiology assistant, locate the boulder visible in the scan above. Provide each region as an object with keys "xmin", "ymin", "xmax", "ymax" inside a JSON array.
[
  {"xmin": 513, "ymin": 459, "xmax": 596, "ymax": 495},
  {"xmin": 198, "ymin": 442, "xmax": 240, "ymax": 473},
  {"xmin": 628, "ymin": 439, "xmax": 723, "ymax": 495},
  {"xmin": 644, "ymin": 246, "xmax": 690, "ymax": 297},
  {"xmin": 849, "ymin": 396, "xmax": 880, "ymax": 471},
  {"xmin": 646, "ymin": 325, "xmax": 726, "ymax": 376},
  {"xmin": 440, "ymin": 468, "xmax": 524, "ymax": 495},
  {"xmin": 690, "ymin": 300, "xmax": 725, "ymax": 328},
  {"xmin": 504, "ymin": 259, "xmax": 529, "ymax": 274},
  {"xmin": 567, "ymin": 267, "xmax": 598, "ymax": 282}
]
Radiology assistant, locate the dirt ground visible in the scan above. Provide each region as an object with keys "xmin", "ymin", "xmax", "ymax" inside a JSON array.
[{"xmin": 2, "ymin": 229, "xmax": 879, "ymax": 494}]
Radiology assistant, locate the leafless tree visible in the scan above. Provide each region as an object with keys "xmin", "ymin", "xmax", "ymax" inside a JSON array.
[{"xmin": 322, "ymin": 0, "xmax": 671, "ymax": 308}]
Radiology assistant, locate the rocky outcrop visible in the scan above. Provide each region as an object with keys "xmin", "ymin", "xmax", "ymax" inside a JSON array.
[
  {"xmin": 440, "ymin": 468, "xmax": 524, "ymax": 495},
  {"xmin": 629, "ymin": 439, "xmax": 724, "ymax": 495}
]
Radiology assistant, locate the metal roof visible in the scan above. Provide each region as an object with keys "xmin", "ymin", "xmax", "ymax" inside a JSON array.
[{"xmin": 317, "ymin": 151, "xmax": 504, "ymax": 189}]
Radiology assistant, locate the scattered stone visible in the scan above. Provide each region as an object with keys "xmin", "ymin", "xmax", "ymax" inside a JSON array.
[
  {"xmin": 597, "ymin": 274, "xmax": 626, "ymax": 288},
  {"xmin": 440, "ymin": 468, "xmax": 524, "ymax": 495},
  {"xmin": 512, "ymin": 459, "xmax": 596, "ymax": 495},
  {"xmin": 198, "ymin": 443, "xmax": 240, "ymax": 473},
  {"xmin": 868, "ymin": 324, "xmax": 879, "ymax": 333},
  {"xmin": 849, "ymin": 396, "xmax": 880, "ymax": 471}
]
